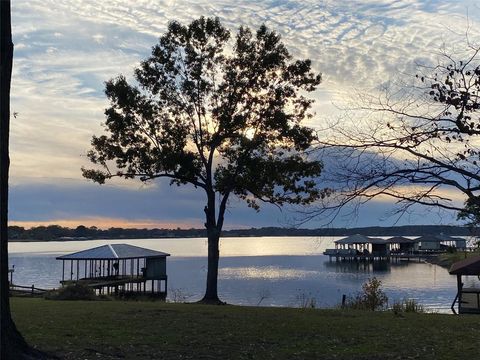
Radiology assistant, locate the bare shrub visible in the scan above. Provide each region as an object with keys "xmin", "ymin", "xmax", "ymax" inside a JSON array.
[{"xmin": 343, "ymin": 277, "xmax": 388, "ymax": 311}]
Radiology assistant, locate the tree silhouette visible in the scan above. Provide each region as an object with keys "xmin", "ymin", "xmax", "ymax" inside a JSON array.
[
  {"xmin": 83, "ymin": 17, "xmax": 323, "ymax": 303},
  {"xmin": 1, "ymin": 1, "xmax": 45, "ymax": 358},
  {"xmin": 315, "ymin": 42, "xmax": 480, "ymax": 225}
]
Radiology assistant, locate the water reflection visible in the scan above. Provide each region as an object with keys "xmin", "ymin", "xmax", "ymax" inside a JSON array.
[
  {"xmin": 323, "ymin": 260, "xmax": 400, "ymax": 273},
  {"xmin": 220, "ymin": 266, "xmax": 319, "ymax": 280}
]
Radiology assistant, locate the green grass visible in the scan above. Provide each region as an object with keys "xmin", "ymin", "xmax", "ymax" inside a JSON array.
[
  {"xmin": 10, "ymin": 298, "xmax": 480, "ymax": 360},
  {"xmin": 436, "ymin": 250, "xmax": 480, "ymax": 268}
]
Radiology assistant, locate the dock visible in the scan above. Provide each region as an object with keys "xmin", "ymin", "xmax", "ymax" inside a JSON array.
[
  {"xmin": 323, "ymin": 234, "xmax": 467, "ymax": 262},
  {"xmin": 324, "ymin": 251, "xmax": 440, "ymax": 262},
  {"xmin": 56, "ymin": 243, "xmax": 170, "ymax": 298}
]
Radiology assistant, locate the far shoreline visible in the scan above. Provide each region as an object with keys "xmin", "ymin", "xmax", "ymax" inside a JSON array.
[{"xmin": 7, "ymin": 224, "xmax": 477, "ymax": 242}]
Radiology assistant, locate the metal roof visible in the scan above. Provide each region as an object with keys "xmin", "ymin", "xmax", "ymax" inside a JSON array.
[
  {"xmin": 449, "ymin": 255, "xmax": 480, "ymax": 275},
  {"xmin": 56, "ymin": 244, "xmax": 170, "ymax": 260},
  {"xmin": 415, "ymin": 234, "xmax": 464, "ymax": 243},
  {"xmin": 387, "ymin": 236, "xmax": 417, "ymax": 244},
  {"xmin": 335, "ymin": 234, "xmax": 387, "ymax": 245}
]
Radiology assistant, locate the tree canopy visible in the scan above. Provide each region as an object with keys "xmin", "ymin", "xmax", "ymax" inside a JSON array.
[{"xmin": 83, "ymin": 17, "xmax": 323, "ymax": 302}]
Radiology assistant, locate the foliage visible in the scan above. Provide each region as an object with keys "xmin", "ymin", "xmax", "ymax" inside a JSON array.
[
  {"xmin": 169, "ymin": 288, "xmax": 194, "ymax": 303},
  {"xmin": 344, "ymin": 277, "xmax": 388, "ymax": 311},
  {"xmin": 391, "ymin": 298, "xmax": 425, "ymax": 314},
  {"xmin": 295, "ymin": 291, "xmax": 316, "ymax": 309},
  {"xmin": 45, "ymin": 284, "xmax": 96, "ymax": 301},
  {"xmin": 7, "ymin": 224, "xmax": 475, "ymax": 241},
  {"xmin": 437, "ymin": 250, "xmax": 480, "ymax": 268},
  {"xmin": 446, "ymin": 245, "xmax": 457, "ymax": 254},
  {"xmin": 82, "ymin": 17, "xmax": 323, "ymax": 301},
  {"xmin": 82, "ymin": 16, "xmax": 323, "ymax": 209},
  {"xmin": 318, "ymin": 42, "xmax": 480, "ymax": 223}
]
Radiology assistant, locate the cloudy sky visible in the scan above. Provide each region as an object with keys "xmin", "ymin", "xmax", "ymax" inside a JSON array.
[{"xmin": 8, "ymin": 0, "xmax": 480, "ymax": 229}]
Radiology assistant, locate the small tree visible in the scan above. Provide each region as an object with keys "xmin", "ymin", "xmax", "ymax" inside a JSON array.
[
  {"xmin": 83, "ymin": 17, "xmax": 323, "ymax": 303},
  {"xmin": 361, "ymin": 277, "xmax": 388, "ymax": 311},
  {"xmin": 344, "ymin": 277, "xmax": 388, "ymax": 311}
]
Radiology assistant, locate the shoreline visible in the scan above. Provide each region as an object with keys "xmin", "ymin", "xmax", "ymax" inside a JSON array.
[{"xmin": 424, "ymin": 255, "xmax": 451, "ymax": 269}]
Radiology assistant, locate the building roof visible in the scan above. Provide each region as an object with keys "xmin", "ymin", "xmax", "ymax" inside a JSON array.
[
  {"xmin": 415, "ymin": 234, "xmax": 465, "ymax": 243},
  {"xmin": 387, "ymin": 236, "xmax": 417, "ymax": 244},
  {"xmin": 56, "ymin": 244, "xmax": 170, "ymax": 260},
  {"xmin": 335, "ymin": 234, "xmax": 387, "ymax": 245},
  {"xmin": 449, "ymin": 255, "xmax": 480, "ymax": 275}
]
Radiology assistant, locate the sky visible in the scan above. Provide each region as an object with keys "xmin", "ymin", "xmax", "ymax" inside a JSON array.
[{"xmin": 7, "ymin": 0, "xmax": 480, "ymax": 230}]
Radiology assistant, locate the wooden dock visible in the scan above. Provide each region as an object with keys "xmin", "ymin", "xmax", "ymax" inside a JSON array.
[{"xmin": 60, "ymin": 274, "xmax": 167, "ymax": 296}]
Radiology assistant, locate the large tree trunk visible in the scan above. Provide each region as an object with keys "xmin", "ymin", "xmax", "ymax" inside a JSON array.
[
  {"xmin": 200, "ymin": 191, "xmax": 224, "ymax": 304},
  {"xmin": 202, "ymin": 228, "xmax": 221, "ymax": 303},
  {"xmin": 1, "ymin": 2, "xmax": 48, "ymax": 358}
]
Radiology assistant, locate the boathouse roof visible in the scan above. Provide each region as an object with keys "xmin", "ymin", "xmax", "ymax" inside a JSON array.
[
  {"xmin": 335, "ymin": 234, "xmax": 387, "ymax": 245},
  {"xmin": 56, "ymin": 244, "xmax": 170, "ymax": 261},
  {"xmin": 386, "ymin": 236, "xmax": 417, "ymax": 244},
  {"xmin": 415, "ymin": 234, "xmax": 464, "ymax": 243},
  {"xmin": 449, "ymin": 255, "xmax": 480, "ymax": 275}
]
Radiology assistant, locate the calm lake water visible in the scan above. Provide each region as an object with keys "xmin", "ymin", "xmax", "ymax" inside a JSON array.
[{"xmin": 8, "ymin": 236, "xmax": 462, "ymax": 312}]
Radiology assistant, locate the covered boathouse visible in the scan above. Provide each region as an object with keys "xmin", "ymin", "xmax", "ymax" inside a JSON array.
[
  {"xmin": 323, "ymin": 234, "xmax": 467, "ymax": 262},
  {"xmin": 56, "ymin": 244, "xmax": 170, "ymax": 298},
  {"xmin": 449, "ymin": 256, "xmax": 480, "ymax": 314},
  {"xmin": 324, "ymin": 234, "xmax": 392, "ymax": 260}
]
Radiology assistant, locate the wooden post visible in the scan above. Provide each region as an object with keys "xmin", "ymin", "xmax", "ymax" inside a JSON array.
[
  {"xmin": 70, "ymin": 260, "xmax": 73, "ymax": 280},
  {"xmin": 31, "ymin": 284, "xmax": 34, "ymax": 296},
  {"xmin": 341, "ymin": 294, "xmax": 346, "ymax": 308},
  {"xmin": 457, "ymin": 274, "xmax": 463, "ymax": 313},
  {"xmin": 62, "ymin": 260, "xmax": 65, "ymax": 282},
  {"xmin": 76, "ymin": 261, "xmax": 79, "ymax": 281}
]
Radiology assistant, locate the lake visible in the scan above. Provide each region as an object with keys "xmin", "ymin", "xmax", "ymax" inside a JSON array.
[{"xmin": 8, "ymin": 236, "xmax": 460, "ymax": 312}]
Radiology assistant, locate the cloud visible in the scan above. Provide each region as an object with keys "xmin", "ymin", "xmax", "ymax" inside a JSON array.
[
  {"xmin": 11, "ymin": 0, "xmax": 480, "ymax": 179},
  {"xmin": 7, "ymin": 177, "xmax": 459, "ymax": 229},
  {"xmin": 8, "ymin": 177, "xmax": 291, "ymax": 229},
  {"xmin": 7, "ymin": 0, "xmax": 479, "ymax": 226}
]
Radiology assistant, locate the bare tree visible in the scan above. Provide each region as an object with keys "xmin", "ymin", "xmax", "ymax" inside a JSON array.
[{"xmin": 312, "ymin": 41, "xmax": 480, "ymax": 225}]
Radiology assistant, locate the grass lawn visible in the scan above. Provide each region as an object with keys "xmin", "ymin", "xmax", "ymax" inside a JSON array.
[
  {"xmin": 10, "ymin": 298, "xmax": 480, "ymax": 360},
  {"xmin": 435, "ymin": 250, "xmax": 480, "ymax": 269}
]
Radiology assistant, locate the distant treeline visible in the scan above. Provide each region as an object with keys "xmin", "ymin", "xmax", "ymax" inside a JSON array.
[{"xmin": 7, "ymin": 224, "xmax": 478, "ymax": 241}]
